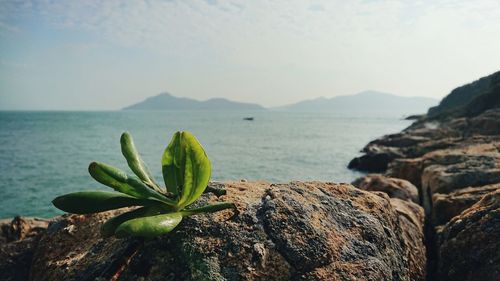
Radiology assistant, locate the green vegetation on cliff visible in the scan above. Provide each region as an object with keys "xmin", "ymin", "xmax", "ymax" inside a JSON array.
[{"xmin": 428, "ymin": 70, "xmax": 500, "ymax": 118}]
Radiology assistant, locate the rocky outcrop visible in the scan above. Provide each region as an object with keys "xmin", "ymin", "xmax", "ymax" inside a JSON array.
[
  {"xmin": 352, "ymin": 174, "xmax": 419, "ymax": 203},
  {"xmin": 0, "ymin": 217, "xmax": 49, "ymax": 281},
  {"xmin": 350, "ymin": 112, "xmax": 500, "ymax": 279},
  {"xmin": 349, "ymin": 71, "xmax": 500, "ymax": 280},
  {"xmin": 2, "ymin": 181, "xmax": 426, "ymax": 281},
  {"xmin": 432, "ymin": 183, "xmax": 500, "ymax": 226},
  {"xmin": 427, "ymin": 70, "xmax": 500, "ymax": 118},
  {"xmin": 437, "ymin": 190, "xmax": 500, "ymax": 281},
  {"xmin": 349, "ymin": 109, "xmax": 500, "ymax": 174}
]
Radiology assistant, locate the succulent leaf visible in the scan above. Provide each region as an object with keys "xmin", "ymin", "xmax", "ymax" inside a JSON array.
[
  {"xmin": 162, "ymin": 131, "xmax": 211, "ymax": 209},
  {"xmin": 52, "ymin": 191, "xmax": 158, "ymax": 214},
  {"xmin": 114, "ymin": 212, "xmax": 183, "ymax": 238},
  {"xmin": 178, "ymin": 136, "xmax": 211, "ymax": 208},
  {"xmin": 161, "ymin": 131, "xmax": 185, "ymax": 197},
  {"xmin": 120, "ymin": 132, "xmax": 162, "ymax": 192},
  {"xmin": 88, "ymin": 162, "xmax": 175, "ymax": 205},
  {"xmin": 53, "ymin": 131, "xmax": 233, "ymax": 239},
  {"xmin": 101, "ymin": 206, "xmax": 161, "ymax": 238}
]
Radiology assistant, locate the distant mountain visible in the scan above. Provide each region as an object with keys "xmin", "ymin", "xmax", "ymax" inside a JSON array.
[
  {"xmin": 279, "ymin": 91, "xmax": 438, "ymax": 115},
  {"xmin": 123, "ymin": 93, "xmax": 265, "ymax": 111},
  {"xmin": 428, "ymin": 70, "xmax": 500, "ymax": 118}
]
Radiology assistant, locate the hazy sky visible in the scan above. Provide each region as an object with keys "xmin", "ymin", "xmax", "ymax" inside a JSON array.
[{"xmin": 1, "ymin": 0, "xmax": 500, "ymax": 110}]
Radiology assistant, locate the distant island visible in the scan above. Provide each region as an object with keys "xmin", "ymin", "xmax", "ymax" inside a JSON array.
[
  {"xmin": 123, "ymin": 92, "xmax": 265, "ymax": 111},
  {"xmin": 278, "ymin": 90, "xmax": 438, "ymax": 114},
  {"xmin": 124, "ymin": 90, "xmax": 438, "ymax": 115}
]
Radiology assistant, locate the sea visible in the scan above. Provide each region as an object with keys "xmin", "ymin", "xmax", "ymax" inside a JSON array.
[{"xmin": 0, "ymin": 110, "xmax": 412, "ymax": 218}]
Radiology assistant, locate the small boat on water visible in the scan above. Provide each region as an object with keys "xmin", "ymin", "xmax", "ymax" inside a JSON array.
[{"xmin": 243, "ymin": 117, "xmax": 254, "ymax": 121}]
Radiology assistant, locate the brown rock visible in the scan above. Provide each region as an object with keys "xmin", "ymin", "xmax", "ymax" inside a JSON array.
[
  {"xmin": 437, "ymin": 189, "xmax": 500, "ymax": 281},
  {"xmin": 29, "ymin": 181, "xmax": 426, "ymax": 281},
  {"xmin": 0, "ymin": 217, "xmax": 49, "ymax": 281},
  {"xmin": 465, "ymin": 108, "xmax": 500, "ymax": 136},
  {"xmin": 0, "ymin": 216, "xmax": 49, "ymax": 243},
  {"xmin": 348, "ymin": 109, "xmax": 500, "ymax": 174},
  {"xmin": 432, "ymin": 183, "xmax": 500, "ymax": 226},
  {"xmin": 353, "ymin": 174, "xmax": 419, "ymax": 203},
  {"xmin": 389, "ymin": 198, "xmax": 426, "ymax": 281},
  {"xmin": 387, "ymin": 158, "xmax": 423, "ymax": 188}
]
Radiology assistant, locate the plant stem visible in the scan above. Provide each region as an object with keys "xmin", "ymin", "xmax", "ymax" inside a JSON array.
[{"xmin": 181, "ymin": 202, "xmax": 235, "ymax": 217}]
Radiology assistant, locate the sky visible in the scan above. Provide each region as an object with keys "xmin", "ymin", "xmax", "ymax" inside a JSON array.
[{"xmin": 1, "ymin": 0, "xmax": 500, "ymax": 110}]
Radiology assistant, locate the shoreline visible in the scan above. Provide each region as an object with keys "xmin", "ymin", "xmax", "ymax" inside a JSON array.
[
  {"xmin": 348, "ymin": 104, "xmax": 500, "ymax": 280},
  {"xmin": 2, "ymin": 71, "xmax": 499, "ymax": 280}
]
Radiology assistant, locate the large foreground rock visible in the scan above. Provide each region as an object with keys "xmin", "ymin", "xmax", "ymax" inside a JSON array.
[{"xmin": 28, "ymin": 181, "xmax": 425, "ymax": 281}]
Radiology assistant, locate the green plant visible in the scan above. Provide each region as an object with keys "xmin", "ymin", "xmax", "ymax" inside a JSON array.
[{"xmin": 52, "ymin": 131, "xmax": 234, "ymax": 238}]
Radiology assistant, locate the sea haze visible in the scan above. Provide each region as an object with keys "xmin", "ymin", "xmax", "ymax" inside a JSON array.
[{"xmin": 0, "ymin": 110, "xmax": 412, "ymax": 218}]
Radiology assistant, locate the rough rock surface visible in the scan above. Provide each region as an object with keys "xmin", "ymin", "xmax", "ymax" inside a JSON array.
[
  {"xmin": 0, "ymin": 217, "xmax": 49, "ymax": 281},
  {"xmin": 26, "ymin": 181, "xmax": 425, "ymax": 281},
  {"xmin": 349, "ymin": 109, "xmax": 500, "ymax": 173},
  {"xmin": 432, "ymin": 184, "xmax": 500, "ymax": 226},
  {"xmin": 389, "ymin": 198, "xmax": 426, "ymax": 281},
  {"xmin": 349, "ymin": 72, "xmax": 500, "ymax": 281},
  {"xmin": 352, "ymin": 174, "xmax": 419, "ymax": 203},
  {"xmin": 437, "ymin": 190, "xmax": 500, "ymax": 281}
]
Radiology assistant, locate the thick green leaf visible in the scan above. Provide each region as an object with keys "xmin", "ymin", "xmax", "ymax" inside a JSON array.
[
  {"xmin": 114, "ymin": 212, "xmax": 183, "ymax": 238},
  {"xmin": 181, "ymin": 202, "xmax": 236, "ymax": 217},
  {"xmin": 52, "ymin": 191, "xmax": 157, "ymax": 214},
  {"xmin": 161, "ymin": 131, "xmax": 211, "ymax": 209},
  {"xmin": 120, "ymin": 132, "xmax": 162, "ymax": 192},
  {"xmin": 161, "ymin": 132, "xmax": 185, "ymax": 197},
  {"xmin": 88, "ymin": 162, "xmax": 175, "ymax": 205},
  {"xmin": 177, "ymin": 132, "xmax": 211, "ymax": 208},
  {"xmin": 101, "ymin": 206, "xmax": 162, "ymax": 238}
]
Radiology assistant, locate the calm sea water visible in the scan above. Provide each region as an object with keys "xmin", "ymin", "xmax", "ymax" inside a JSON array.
[{"xmin": 0, "ymin": 111, "xmax": 411, "ymax": 218}]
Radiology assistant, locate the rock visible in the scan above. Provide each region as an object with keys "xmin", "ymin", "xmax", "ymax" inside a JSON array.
[
  {"xmin": 387, "ymin": 158, "xmax": 423, "ymax": 188},
  {"xmin": 352, "ymin": 174, "xmax": 419, "ymax": 203},
  {"xmin": 1, "ymin": 216, "xmax": 49, "ymax": 243},
  {"xmin": 418, "ymin": 143, "xmax": 500, "ymax": 214},
  {"xmin": 437, "ymin": 189, "xmax": 500, "ymax": 281},
  {"xmin": 432, "ymin": 184, "xmax": 500, "ymax": 226},
  {"xmin": 386, "ymin": 141, "xmax": 500, "ymax": 215},
  {"xmin": 348, "ymin": 151, "xmax": 401, "ymax": 173},
  {"xmin": 0, "ymin": 217, "xmax": 49, "ymax": 281},
  {"xmin": 389, "ymin": 198, "xmax": 426, "ymax": 281},
  {"xmin": 348, "ymin": 109, "xmax": 500, "ymax": 174},
  {"xmin": 28, "ymin": 181, "xmax": 426, "ymax": 281},
  {"xmin": 348, "ymin": 72, "xmax": 500, "ymax": 280},
  {"xmin": 427, "ymin": 70, "xmax": 500, "ymax": 119},
  {"xmin": 404, "ymin": 114, "xmax": 425, "ymax": 121}
]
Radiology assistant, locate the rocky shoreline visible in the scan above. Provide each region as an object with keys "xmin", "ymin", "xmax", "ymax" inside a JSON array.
[
  {"xmin": 1, "ymin": 71, "xmax": 499, "ymax": 280},
  {"xmin": 349, "ymin": 71, "xmax": 500, "ymax": 280},
  {"xmin": 349, "ymin": 108, "xmax": 500, "ymax": 280}
]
